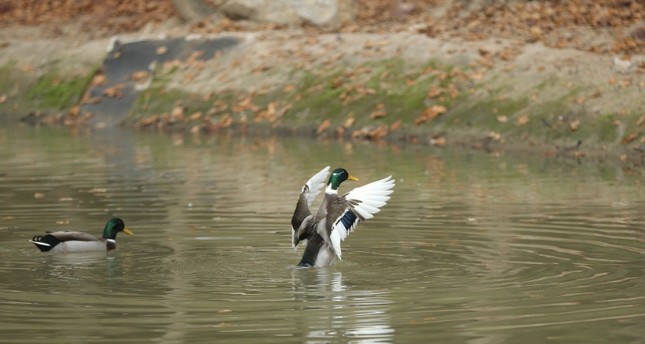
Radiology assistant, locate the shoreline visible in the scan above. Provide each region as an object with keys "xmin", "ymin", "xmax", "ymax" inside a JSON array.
[{"xmin": 0, "ymin": 23, "xmax": 643, "ymax": 167}]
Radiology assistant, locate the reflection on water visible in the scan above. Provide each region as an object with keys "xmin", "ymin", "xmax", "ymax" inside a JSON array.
[
  {"xmin": 0, "ymin": 126, "xmax": 643, "ymax": 343},
  {"xmin": 291, "ymin": 268, "xmax": 394, "ymax": 343}
]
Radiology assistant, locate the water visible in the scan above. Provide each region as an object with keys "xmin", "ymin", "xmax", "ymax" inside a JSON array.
[{"xmin": 0, "ymin": 126, "xmax": 643, "ymax": 343}]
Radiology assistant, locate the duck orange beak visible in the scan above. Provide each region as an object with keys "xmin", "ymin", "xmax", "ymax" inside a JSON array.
[
  {"xmin": 348, "ymin": 175, "xmax": 359, "ymax": 181},
  {"xmin": 123, "ymin": 228, "xmax": 134, "ymax": 236}
]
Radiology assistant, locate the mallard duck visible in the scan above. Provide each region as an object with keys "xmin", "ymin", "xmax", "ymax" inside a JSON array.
[
  {"xmin": 291, "ymin": 167, "xmax": 395, "ymax": 267},
  {"xmin": 30, "ymin": 217, "xmax": 133, "ymax": 253}
]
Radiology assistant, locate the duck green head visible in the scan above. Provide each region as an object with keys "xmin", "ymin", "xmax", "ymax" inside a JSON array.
[
  {"xmin": 102, "ymin": 217, "xmax": 134, "ymax": 240},
  {"xmin": 327, "ymin": 168, "xmax": 359, "ymax": 191}
]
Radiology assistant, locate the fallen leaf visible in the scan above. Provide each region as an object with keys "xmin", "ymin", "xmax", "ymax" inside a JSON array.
[
  {"xmin": 497, "ymin": 115, "xmax": 508, "ymax": 123},
  {"xmin": 426, "ymin": 86, "xmax": 442, "ymax": 98},
  {"xmin": 68, "ymin": 106, "xmax": 80, "ymax": 117},
  {"xmin": 136, "ymin": 115, "xmax": 159, "ymax": 127},
  {"xmin": 317, "ymin": 119, "xmax": 331, "ymax": 134},
  {"xmin": 516, "ymin": 114, "xmax": 529, "ymax": 125},
  {"xmin": 219, "ymin": 114, "xmax": 233, "ymax": 128},
  {"xmin": 390, "ymin": 119, "xmax": 402, "ymax": 131},
  {"xmin": 636, "ymin": 115, "xmax": 645, "ymax": 126},
  {"xmin": 91, "ymin": 74, "xmax": 106, "ymax": 86},
  {"xmin": 189, "ymin": 112, "xmax": 202, "ymax": 121},
  {"xmin": 131, "ymin": 71, "xmax": 148, "ymax": 81},
  {"xmin": 102, "ymin": 83, "xmax": 124, "ymax": 98},
  {"xmin": 622, "ymin": 132, "xmax": 640, "ymax": 144},
  {"xmin": 569, "ymin": 119, "xmax": 580, "ymax": 131},
  {"xmin": 487, "ymin": 132, "xmax": 501, "ymax": 141},
  {"xmin": 370, "ymin": 103, "xmax": 386, "ymax": 119},
  {"xmin": 343, "ymin": 115, "xmax": 355, "ymax": 128},
  {"xmin": 171, "ymin": 106, "xmax": 184, "ymax": 121},
  {"xmin": 430, "ymin": 136, "xmax": 446, "ymax": 146}
]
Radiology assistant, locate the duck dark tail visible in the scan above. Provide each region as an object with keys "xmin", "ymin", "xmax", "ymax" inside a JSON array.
[{"xmin": 30, "ymin": 234, "xmax": 60, "ymax": 252}]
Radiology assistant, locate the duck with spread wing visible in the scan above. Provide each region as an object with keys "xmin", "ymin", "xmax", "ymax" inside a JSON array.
[{"xmin": 291, "ymin": 166, "xmax": 395, "ymax": 267}]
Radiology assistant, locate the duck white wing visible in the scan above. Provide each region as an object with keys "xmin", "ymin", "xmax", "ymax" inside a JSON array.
[
  {"xmin": 303, "ymin": 166, "xmax": 331, "ymax": 208},
  {"xmin": 329, "ymin": 175, "xmax": 395, "ymax": 259}
]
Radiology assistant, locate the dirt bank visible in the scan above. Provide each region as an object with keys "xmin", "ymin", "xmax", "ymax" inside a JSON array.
[{"xmin": 0, "ymin": 1, "xmax": 643, "ymax": 166}]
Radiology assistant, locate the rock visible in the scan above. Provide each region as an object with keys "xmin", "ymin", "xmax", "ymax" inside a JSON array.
[
  {"xmin": 219, "ymin": 0, "xmax": 357, "ymax": 30},
  {"xmin": 171, "ymin": 0, "xmax": 215, "ymax": 23}
]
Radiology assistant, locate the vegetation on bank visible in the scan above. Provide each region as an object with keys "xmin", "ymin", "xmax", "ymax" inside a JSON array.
[
  {"xmin": 127, "ymin": 56, "xmax": 642, "ymax": 155},
  {"xmin": 0, "ymin": 53, "xmax": 643, "ymax": 167}
]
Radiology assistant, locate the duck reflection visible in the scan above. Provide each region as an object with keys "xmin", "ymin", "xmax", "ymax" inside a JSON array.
[{"xmin": 291, "ymin": 268, "xmax": 394, "ymax": 343}]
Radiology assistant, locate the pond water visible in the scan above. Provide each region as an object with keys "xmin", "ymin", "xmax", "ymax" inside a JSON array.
[{"xmin": 0, "ymin": 126, "xmax": 643, "ymax": 343}]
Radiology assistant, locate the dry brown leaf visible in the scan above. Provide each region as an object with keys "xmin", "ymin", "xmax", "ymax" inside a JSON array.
[
  {"xmin": 131, "ymin": 71, "xmax": 148, "ymax": 81},
  {"xmin": 91, "ymin": 74, "xmax": 106, "ymax": 86},
  {"xmin": 317, "ymin": 119, "xmax": 331, "ymax": 135},
  {"xmin": 430, "ymin": 136, "xmax": 446, "ymax": 146},
  {"xmin": 569, "ymin": 119, "xmax": 581, "ymax": 131},
  {"xmin": 622, "ymin": 132, "xmax": 640, "ymax": 144},
  {"xmin": 487, "ymin": 132, "xmax": 502, "ymax": 141},
  {"xmin": 373, "ymin": 126, "xmax": 388, "ymax": 139},
  {"xmin": 189, "ymin": 112, "xmax": 202, "ymax": 121},
  {"xmin": 219, "ymin": 114, "xmax": 233, "ymax": 128},
  {"xmin": 426, "ymin": 86, "xmax": 442, "ymax": 98},
  {"xmin": 68, "ymin": 106, "xmax": 80, "ymax": 117},
  {"xmin": 415, "ymin": 105, "xmax": 448, "ymax": 125},
  {"xmin": 171, "ymin": 106, "xmax": 184, "ymax": 120},
  {"xmin": 137, "ymin": 115, "xmax": 159, "ymax": 127},
  {"xmin": 497, "ymin": 115, "xmax": 508, "ymax": 123},
  {"xmin": 636, "ymin": 115, "xmax": 645, "ymax": 127},
  {"xmin": 156, "ymin": 46, "xmax": 168, "ymax": 55},
  {"xmin": 103, "ymin": 83, "xmax": 124, "ymax": 98},
  {"xmin": 370, "ymin": 103, "xmax": 387, "ymax": 119},
  {"xmin": 234, "ymin": 97, "xmax": 259, "ymax": 113},
  {"xmin": 390, "ymin": 119, "xmax": 402, "ymax": 131},
  {"xmin": 343, "ymin": 116, "xmax": 355, "ymax": 128},
  {"xmin": 516, "ymin": 114, "xmax": 529, "ymax": 125}
]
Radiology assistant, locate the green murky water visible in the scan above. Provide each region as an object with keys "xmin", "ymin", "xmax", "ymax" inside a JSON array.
[{"xmin": 0, "ymin": 126, "xmax": 643, "ymax": 343}]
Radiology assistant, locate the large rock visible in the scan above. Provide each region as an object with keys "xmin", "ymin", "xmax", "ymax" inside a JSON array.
[{"xmin": 219, "ymin": 0, "xmax": 357, "ymax": 29}]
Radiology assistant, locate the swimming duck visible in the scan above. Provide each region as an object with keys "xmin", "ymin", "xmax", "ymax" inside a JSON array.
[
  {"xmin": 291, "ymin": 167, "xmax": 395, "ymax": 267},
  {"xmin": 30, "ymin": 217, "xmax": 133, "ymax": 253}
]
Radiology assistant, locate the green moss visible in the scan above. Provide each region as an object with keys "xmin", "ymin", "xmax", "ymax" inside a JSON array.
[
  {"xmin": 130, "ymin": 86, "xmax": 217, "ymax": 121},
  {"xmin": 25, "ymin": 69, "xmax": 97, "ymax": 111},
  {"xmin": 592, "ymin": 114, "xmax": 620, "ymax": 143},
  {"xmin": 0, "ymin": 62, "xmax": 20, "ymax": 92},
  {"xmin": 281, "ymin": 58, "xmax": 459, "ymax": 128}
]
